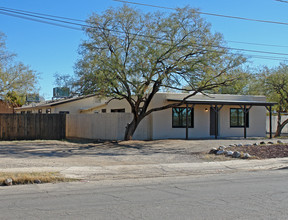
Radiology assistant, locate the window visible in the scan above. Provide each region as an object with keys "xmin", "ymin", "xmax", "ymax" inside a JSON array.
[
  {"xmin": 111, "ymin": 108, "xmax": 125, "ymax": 113},
  {"xmin": 172, "ymin": 107, "xmax": 194, "ymax": 128},
  {"xmin": 59, "ymin": 111, "xmax": 69, "ymax": 114},
  {"xmin": 38, "ymin": 109, "xmax": 42, "ymax": 114},
  {"xmin": 230, "ymin": 108, "xmax": 249, "ymax": 127},
  {"xmin": 101, "ymin": 109, "xmax": 106, "ymax": 113},
  {"xmin": 46, "ymin": 108, "xmax": 51, "ymax": 114}
]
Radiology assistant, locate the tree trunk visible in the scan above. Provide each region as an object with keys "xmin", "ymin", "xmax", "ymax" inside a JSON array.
[
  {"xmin": 274, "ymin": 111, "xmax": 282, "ymax": 137},
  {"xmin": 124, "ymin": 117, "xmax": 141, "ymax": 141},
  {"xmin": 275, "ymin": 118, "xmax": 288, "ymax": 137}
]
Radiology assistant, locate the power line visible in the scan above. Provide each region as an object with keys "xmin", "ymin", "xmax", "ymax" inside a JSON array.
[
  {"xmin": 227, "ymin": 40, "xmax": 288, "ymax": 48},
  {"xmin": 0, "ymin": 6, "xmax": 86, "ymax": 23},
  {"xmin": 275, "ymin": 0, "xmax": 288, "ymax": 3},
  {"xmin": 0, "ymin": 11, "xmax": 82, "ymax": 31},
  {"xmin": 0, "ymin": 7, "xmax": 167, "ymax": 41},
  {"xmin": 2, "ymin": 5, "xmax": 288, "ymax": 50},
  {"xmin": 1, "ymin": 6, "xmax": 288, "ymax": 62},
  {"xmin": 113, "ymin": 0, "xmax": 288, "ymax": 26}
]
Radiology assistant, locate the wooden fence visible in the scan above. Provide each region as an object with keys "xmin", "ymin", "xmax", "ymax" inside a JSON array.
[{"xmin": 0, "ymin": 114, "xmax": 66, "ymax": 140}]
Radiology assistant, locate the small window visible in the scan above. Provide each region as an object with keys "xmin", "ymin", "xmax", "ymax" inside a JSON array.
[
  {"xmin": 38, "ymin": 109, "xmax": 42, "ymax": 114},
  {"xmin": 46, "ymin": 108, "xmax": 51, "ymax": 114},
  {"xmin": 101, "ymin": 109, "xmax": 106, "ymax": 113},
  {"xmin": 172, "ymin": 107, "xmax": 194, "ymax": 128},
  {"xmin": 59, "ymin": 111, "xmax": 69, "ymax": 114},
  {"xmin": 230, "ymin": 108, "xmax": 249, "ymax": 127},
  {"xmin": 111, "ymin": 108, "xmax": 125, "ymax": 113}
]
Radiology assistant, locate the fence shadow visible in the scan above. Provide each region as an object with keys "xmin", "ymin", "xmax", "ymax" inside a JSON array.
[{"xmin": 0, "ymin": 139, "xmax": 197, "ymax": 159}]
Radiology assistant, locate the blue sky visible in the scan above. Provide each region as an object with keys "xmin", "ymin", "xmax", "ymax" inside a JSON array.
[{"xmin": 1, "ymin": 0, "xmax": 288, "ymax": 99}]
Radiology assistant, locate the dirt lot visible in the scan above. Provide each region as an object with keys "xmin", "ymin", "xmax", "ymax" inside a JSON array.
[{"xmin": 0, "ymin": 138, "xmax": 287, "ymax": 169}]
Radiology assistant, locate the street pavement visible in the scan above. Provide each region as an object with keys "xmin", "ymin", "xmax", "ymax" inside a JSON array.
[{"xmin": 0, "ymin": 169, "xmax": 288, "ymax": 219}]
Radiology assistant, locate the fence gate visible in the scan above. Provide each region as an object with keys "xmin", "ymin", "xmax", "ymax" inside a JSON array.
[{"xmin": 0, "ymin": 114, "xmax": 66, "ymax": 140}]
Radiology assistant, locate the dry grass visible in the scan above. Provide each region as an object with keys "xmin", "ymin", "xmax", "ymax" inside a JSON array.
[
  {"xmin": 200, "ymin": 153, "xmax": 232, "ymax": 162},
  {"xmin": 0, "ymin": 172, "xmax": 74, "ymax": 186}
]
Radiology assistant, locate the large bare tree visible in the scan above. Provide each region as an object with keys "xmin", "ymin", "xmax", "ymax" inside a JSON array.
[{"xmin": 76, "ymin": 6, "xmax": 246, "ymax": 140}]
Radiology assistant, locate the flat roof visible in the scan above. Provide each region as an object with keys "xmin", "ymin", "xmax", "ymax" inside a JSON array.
[
  {"xmin": 167, "ymin": 99, "xmax": 276, "ymax": 106},
  {"xmin": 15, "ymin": 94, "xmax": 98, "ymax": 110}
]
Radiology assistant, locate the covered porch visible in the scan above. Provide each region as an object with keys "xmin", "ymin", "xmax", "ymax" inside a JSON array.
[{"xmin": 167, "ymin": 98, "xmax": 276, "ymax": 140}]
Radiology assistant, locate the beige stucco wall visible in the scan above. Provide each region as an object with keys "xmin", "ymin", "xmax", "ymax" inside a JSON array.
[
  {"xmin": 148, "ymin": 93, "xmax": 267, "ymax": 139},
  {"xmin": 66, "ymin": 113, "xmax": 150, "ymax": 140},
  {"xmin": 16, "ymin": 92, "xmax": 269, "ymax": 140},
  {"xmin": 266, "ymin": 115, "xmax": 288, "ymax": 134},
  {"xmin": 219, "ymin": 105, "xmax": 266, "ymax": 137}
]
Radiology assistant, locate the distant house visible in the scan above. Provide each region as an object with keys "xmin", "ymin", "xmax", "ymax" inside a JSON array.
[{"xmin": 14, "ymin": 92, "xmax": 275, "ymax": 140}]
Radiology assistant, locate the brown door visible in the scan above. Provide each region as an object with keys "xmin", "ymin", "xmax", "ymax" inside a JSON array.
[{"xmin": 210, "ymin": 107, "xmax": 217, "ymax": 136}]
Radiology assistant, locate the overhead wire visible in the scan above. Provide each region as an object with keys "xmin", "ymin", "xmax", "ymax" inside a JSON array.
[
  {"xmin": 113, "ymin": 0, "xmax": 288, "ymax": 26},
  {"xmin": 275, "ymin": 0, "xmax": 288, "ymax": 3},
  {"xmin": 0, "ymin": 11, "xmax": 82, "ymax": 31},
  {"xmin": 0, "ymin": 5, "xmax": 288, "ymax": 62},
  {"xmin": 1, "ymin": 5, "xmax": 288, "ymax": 50}
]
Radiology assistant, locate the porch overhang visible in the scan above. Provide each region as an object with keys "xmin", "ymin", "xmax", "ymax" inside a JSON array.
[{"xmin": 167, "ymin": 98, "xmax": 276, "ymax": 107}]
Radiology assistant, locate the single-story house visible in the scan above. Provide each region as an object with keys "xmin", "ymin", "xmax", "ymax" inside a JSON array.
[{"xmin": 15, "ymin": 92, "xmax": 275, "ymax": 140}]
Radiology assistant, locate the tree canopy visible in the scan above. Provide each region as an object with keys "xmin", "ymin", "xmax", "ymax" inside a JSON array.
[
  {"xmin": 76, "ymin": 5, "xmax": 246, "ymax": 140},
  {"xmin": 0, "ymin": 32, "xmax": 38, "ymax": 102},
  {"xmin": 259, "ymin": 63, "xmax": 288, "ymax": 136}
]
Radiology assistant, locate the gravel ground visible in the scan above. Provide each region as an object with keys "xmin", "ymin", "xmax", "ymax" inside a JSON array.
[
  {"xmin": 0, "ymin": 138, "xmax": 287, "ymax": 169},
  {"xmin": 226, "ymin": 144, "xmax": 288, "ymax": 159}
]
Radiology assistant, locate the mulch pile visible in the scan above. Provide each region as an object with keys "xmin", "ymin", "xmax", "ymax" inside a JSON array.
[{"xmin": 226, "ymin": 144, "xmax": 288, "ymax": 159}]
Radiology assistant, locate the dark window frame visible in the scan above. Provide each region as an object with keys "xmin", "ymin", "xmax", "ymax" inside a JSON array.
[
  {"xmin": 172, "ymin": 107, "xmax": 194, "ymax": 128},
  {"xmin": 230, "ymin": 108, "xmax": 249, "ymax": 128},
  {"xmin": 111, "ymin": 108, "xmax": 125, "ymax": 113},
  {"xmin": 59, "ymin": 111, "xmax": 69, "ymax": 114}
]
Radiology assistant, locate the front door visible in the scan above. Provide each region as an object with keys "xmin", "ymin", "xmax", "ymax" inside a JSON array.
[{"xmin": 210, "ymin": 107, "xmax": 218, "ymax": 136}]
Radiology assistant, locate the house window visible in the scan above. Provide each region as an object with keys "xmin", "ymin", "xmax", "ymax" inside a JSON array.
[
  {"xmin": 111, "ymin": 108, "xmax": 125, "ymax": 113},
  {"xmin": 101, "ymin": 109, "xmax": 106, "ymax": 113},
  {"xmin": 59, "ymin": 111, "xmax": 69, "ymax": 114},
  {"xmin": 46, "ymin": 108, "xmax": 51, "ymax": 114},
  {"xmin": 172, "ymin": 107, "xmax": 194, "ymax": 128},
  {"xmin": 230, "ymin": 108, "xmax": 249, "ymax": 127},
  {"xmin": 38, "ymin": 109, "xmax": 42, "ymax": 114}
]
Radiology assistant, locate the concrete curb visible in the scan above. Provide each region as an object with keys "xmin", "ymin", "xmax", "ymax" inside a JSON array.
[
  {"xmin": 2, "ymin": 158, "xmax": 288, "ymax": 181},
  {"xmin": 61, "ymin": 158, "xmax": 288, "ymax": 180}
]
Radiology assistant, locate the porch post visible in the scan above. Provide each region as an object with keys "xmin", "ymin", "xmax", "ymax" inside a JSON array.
[
  {"xmin": 244, "ymin": 105, "xmax": 247, "ymax": 139},
  {"xmin": 186, "ymin": 103, "xmax": 188, "ymax": 140},
  {"xmin": 215, "ymin": 105, "xmax": 218, "ymax": 139},
  {"xmin": 269, "ymin": 105, "xmax": 272, "ymax": 139}
]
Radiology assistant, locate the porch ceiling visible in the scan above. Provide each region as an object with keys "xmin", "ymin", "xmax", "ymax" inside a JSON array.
[{"xmin": 167, "ymin": 99, "xmax": 276, "ymax": 106}]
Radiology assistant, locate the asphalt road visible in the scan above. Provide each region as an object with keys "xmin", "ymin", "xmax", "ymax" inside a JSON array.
[{"xmin": 0, "ymin": 170, "xmax": 288, "ymax": 220}]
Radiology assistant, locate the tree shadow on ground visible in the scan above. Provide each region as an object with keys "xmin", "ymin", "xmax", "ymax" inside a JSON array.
[{"xmin": 0, "ymin": 139, "xmax": 197, "ymax": 159}]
